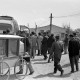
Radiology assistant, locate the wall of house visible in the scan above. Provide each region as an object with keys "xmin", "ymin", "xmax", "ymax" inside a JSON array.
[
  {"xmin": 30, "ymin": 24, "xmax": 66, "ymax": 40},
  {"xmin": 30, "ymin": 25, "xmax": 65, "ymax": 33}
]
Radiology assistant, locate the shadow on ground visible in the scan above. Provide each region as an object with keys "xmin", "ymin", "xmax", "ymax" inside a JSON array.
[
  {"xmin": 9, "ymin": 74, "xmax": 28, "ymax": 80},
  {"xmin": 9, "ymin": 74, "xmax": 16, "ymax": 80},
  {"xmin": 33, "ymin": 72, "xmax": 71, "ymax": 79},
  {"xmin": 33, "ymin": 61, "xmax": 48, "ymax": 64},
  {"xmin": 31, "ymin": 58, "xmax": 44, "ymax": 62},
  {"xmin": 62, "ymin": 63, "xmax": 70, "ymax": 68}
]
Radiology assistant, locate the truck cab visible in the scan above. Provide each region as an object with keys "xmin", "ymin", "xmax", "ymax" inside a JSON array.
[{"xmin": 0, "ymin": 16, "xmax": 19, "ymax": 35}]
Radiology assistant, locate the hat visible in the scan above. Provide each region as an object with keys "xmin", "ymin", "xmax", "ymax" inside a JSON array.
[
  {"xmin": 55, "ymin": 35, "xmax": 59, "ymax": 40},
  {"xmin": 69, "ymin": 34, "xmax": 74, "ymax": 37}
]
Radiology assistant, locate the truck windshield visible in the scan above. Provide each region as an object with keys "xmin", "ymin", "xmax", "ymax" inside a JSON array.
[{"xmin": 0, "ymin": 23, "xmax": 12, "ymax": 34}]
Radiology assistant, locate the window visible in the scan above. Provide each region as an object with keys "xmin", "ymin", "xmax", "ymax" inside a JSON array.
[
  {"xmin": 0, "ymin": 39, "xmax": 7, "ymax": 56},
  {"xmin": 0, "ymin": 39, "xmax": 19, "ymax": 57},
  {"xmin": 0, "ymin": 23, "xmax": 12, "ymax": 34},
  {"xmin": 8, "ymin": 39, "xmax": 18, "ymax": 57}
]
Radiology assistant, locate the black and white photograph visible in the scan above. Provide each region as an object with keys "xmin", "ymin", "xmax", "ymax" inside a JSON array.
[{"xmin": 0, "ymin": 0, "xmax": 80, "ymax": 80}]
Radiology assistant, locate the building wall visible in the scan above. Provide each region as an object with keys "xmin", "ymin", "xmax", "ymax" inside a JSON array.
[
  {"xmin": 30, "ymin": 25, "xmax": 65, "ymax": 34},
  {"xmin": 30, "ymin": 24, "xmax": 66, "ymax": 40}
]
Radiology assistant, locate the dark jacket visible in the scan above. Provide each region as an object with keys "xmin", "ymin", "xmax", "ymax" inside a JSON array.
[
  {"xmin": 23, "ymin": 37, "xmax": 30, "ymax": 52},
  {"xmin": 47, "ymin": 36, "xmax": 55, "ymax": 48},
  {"xmin": 68, "ymin": 38, "xmax": 80, "ymax": 57},
  {"xmin": 41, "ymin": 36, "xmax": 48, "ymax": 55},
  {"xmin": 41, "ymin": 36, "xmax": 48, "ymax": 47}
]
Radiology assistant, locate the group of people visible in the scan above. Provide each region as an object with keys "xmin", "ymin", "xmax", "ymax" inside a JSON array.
[
  {"xmin": 18, "ymin": 30, "xmax": 80, "ymax": 76},
  {"xmin": 49, "ymin": 32, "xmax": 80, "ymax": 76},
  {"xmin": 68, "ymin": 33, "xmax": 80, "ymax": 73},
  {"xmin": 29, "ymin": 31, "xmax": 55, "ymax": 61}
]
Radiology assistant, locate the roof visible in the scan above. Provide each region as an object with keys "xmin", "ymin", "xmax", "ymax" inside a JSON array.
[
  {"xmin": 0, "ymin": 16, "xmax": 19, "ymax": 34},
  {"xmin": 0, "ymin": 35, "xmax": 24, "ymax": 39},
  {"xmin": 0, "ymin": 16, "xmax": 13, "ymax": 20},
  {"xmin": 39, "ymin": 24, "xmax": 64, "ymax": 29}
]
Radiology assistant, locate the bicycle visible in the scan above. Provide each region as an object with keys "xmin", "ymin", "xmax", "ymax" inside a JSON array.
[
  {"xmin": 0, "ymin": 55, "xmax": 10, "ymax": 80},
  {"xmin": 14, "ymin": 55, "xmax": 28, "ymax": 80}
]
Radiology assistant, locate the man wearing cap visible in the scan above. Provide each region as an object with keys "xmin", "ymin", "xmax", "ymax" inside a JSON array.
[{"xmin": 51, "ymin": 35, "xmax": 64, "ymax": 76}]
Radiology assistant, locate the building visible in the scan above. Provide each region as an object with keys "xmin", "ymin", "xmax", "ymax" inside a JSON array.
[
  {"xmin": 19, "ymin": 25, "xmax": 30, "ymax": 33},
  {"xmin": 30, "ymin": 24, "xmax": 66, "ymax": 40}
]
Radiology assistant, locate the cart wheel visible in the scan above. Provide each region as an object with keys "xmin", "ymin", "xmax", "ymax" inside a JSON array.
[
  {"xmin": 0, "ymin": 62, "xmax": 10, "ymax": 80},
  {"xmin": 14, "ymin": 59, "xmax": 28, "ymax": 80}
]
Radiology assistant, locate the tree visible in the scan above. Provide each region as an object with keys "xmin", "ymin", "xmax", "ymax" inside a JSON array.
[
  {"xmin": 62, "ymin": 24, "xmax": 73, "ymax": 35},
  {"xmin": 74, "ymin": 28, "xmax": 80, "ymax": 38}
]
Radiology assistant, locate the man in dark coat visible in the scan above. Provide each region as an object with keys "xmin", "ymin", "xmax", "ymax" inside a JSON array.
[
  {"xmin": 41, "ymin": 32, "xmax": 48, "ymax": 60},
  {"xmin": 68, "ymin": 34, "xmax": 80, "ymax": 73},
  {"xmin": 63, "ymin": 34, "xmax": 69, "ymax": 54},
  {"xmin": 73, "ymin": 32, "xmax": 80, "ymax": 58},
  {"xmin": 47, "ymin": 34, "xmax": 55, "ymax": 62}
]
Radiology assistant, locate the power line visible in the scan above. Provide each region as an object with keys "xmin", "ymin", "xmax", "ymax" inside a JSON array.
[
  {"xmin": 35, "ymin": 12, "xmax": 80, "ymax": 28},
  {"xmin": 54, "ymin": 12, "xmax": 80, "ymax": 18}
]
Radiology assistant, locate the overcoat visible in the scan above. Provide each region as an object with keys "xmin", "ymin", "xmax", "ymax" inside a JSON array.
[
  {"xmin": 68, "ymin": 38, "xmax": 80, "ymax": 57},
  {"xmin": 41, "ymin": 36, "xmax": 48, "ymax": 55},
  {"xmin": 51, "ymin": 41, "xmax": 63, "ymax": 63}
]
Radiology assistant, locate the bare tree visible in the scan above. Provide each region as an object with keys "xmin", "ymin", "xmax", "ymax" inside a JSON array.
[{"xmin": 62, "ymin": 24, "xmax": 73, "ymax": 35}]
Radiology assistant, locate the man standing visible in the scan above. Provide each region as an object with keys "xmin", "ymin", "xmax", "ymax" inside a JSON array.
[
  {"xmin": 51, "ymin": 35, "xmax": 64, "ymax": 76},
  {"xmin": 68, "ymin": 34, "xmax": 80, "ymax": 73},
  {"xmin": 30, "ymin": 32, "xmax": 37, "ymax": 59},
  {"xmin": 47, "ymin": 34, "xmax": 55, "ymax": 63},
  {"xmin": 63, "ymin": 34, "xmax": 69, "ymax": 54},
  {"xmin": 37, "ymin": 33, "xmax": 43, "ymax": 56},
  {"xmin": 41, "ymin": 32, "xmax": 48, "ymax": 60}
]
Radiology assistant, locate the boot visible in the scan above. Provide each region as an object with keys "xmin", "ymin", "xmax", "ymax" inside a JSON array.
[
  {"xmin": 53, "ymin": 67, "xmax": 57, "ymax": 74},
  {"xmin": 37, "ymin": 50, "xmax": 40, "ymax": 56},
  {"xmin": 57, "ymin": 64, "xmax": 64, "ymax": 76},
  {"xmin": 60, "ymin": 70, "xmax": 64, "ymax": 76},
  {"xmin": 48, "ymin": 59, "xmax": 50, "ymax": 63},
  {"xmin": 17, "ymin": 69, "xmax": 23, "ymax": 74}
]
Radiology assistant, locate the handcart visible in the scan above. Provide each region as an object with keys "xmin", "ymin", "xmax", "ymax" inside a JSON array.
[{"xmin": 0, "ymin": 35, "xmax": 28, "ymax": 80}]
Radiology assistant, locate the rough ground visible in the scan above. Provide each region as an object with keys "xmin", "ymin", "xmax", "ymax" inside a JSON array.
[{"xmin": 9, "ymin": 54, "xmax": 80, "ymax": 80}]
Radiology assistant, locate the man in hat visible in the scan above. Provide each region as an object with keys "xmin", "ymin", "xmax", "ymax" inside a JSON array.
[{"xmin": 51, "ymin": 35, "xmax": 64, "ymax": 76}]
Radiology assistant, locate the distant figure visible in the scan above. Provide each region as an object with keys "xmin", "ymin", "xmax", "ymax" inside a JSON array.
[
  {"xmin": 37, "ymin": 33, "xmax": 43, "ymax": 56},
  {"xmin": 73, "ymin": 32, "xmax": 80, "ymax": 58},
  {"xmin": 30, "ymin": 32, "xmax": 37, "ymax": 58},
  {"xmin": 47, "ymin": 34, "xmax": 55, "ymax": 63},
  {"xmin": 63, "ymin": 34, "xmax": 69, "ymax": 54},
  {"xmin": 41, "ymin": 32, "xmax": 48, "ymax": 60},
  {"xmin": 51, "ymin": 35, "xmax": 64, "ymax": 76},
  {"xmin": 68, "ymin": 34, "xmax": 80, "ymax": 73}
]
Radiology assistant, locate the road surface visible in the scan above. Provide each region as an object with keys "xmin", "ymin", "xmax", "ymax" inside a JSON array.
[{"xmin": 9, "ymin": 54, "xmax": 80, "ymax": 80}]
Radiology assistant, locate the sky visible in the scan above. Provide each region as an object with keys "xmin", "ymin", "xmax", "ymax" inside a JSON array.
[{"xmin": 0, "ymin": 0, "xmax": 80, "ymax": 30}]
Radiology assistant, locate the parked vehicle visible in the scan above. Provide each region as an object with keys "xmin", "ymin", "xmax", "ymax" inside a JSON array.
[
  {"xmin": 0, "ymin": 35, "xmax": 28, "ymax": 80},
  {"xmin": 0, "ymin": 16, "xmax": 19, "ymax": 34}
]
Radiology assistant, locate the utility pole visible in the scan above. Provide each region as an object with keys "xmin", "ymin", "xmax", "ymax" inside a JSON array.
[
  {"xmin": 27, "ymin": 23, "xmax": 30, "ymax": 36},
  {"xmin": 35, "ymin": 23, "xmax": 37, "ymax": 35},
  {"xmin": 49, "ymin": 13, "xmax": 53, "ymax": 34},
  {"xmin": 27, "ymin": 23, "xmax": 29, "ymax": 27}
]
